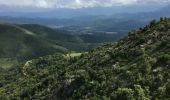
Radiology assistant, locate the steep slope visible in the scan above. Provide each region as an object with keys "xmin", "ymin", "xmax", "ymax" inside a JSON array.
[{"xmin": 0, "ymin": 17, "xmax": 170, "ymax": 100}]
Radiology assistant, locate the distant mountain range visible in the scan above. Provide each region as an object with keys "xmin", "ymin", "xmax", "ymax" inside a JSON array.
[
  {"xmin": 0, "ymin": 5, "xmax": 169, "ymax": 35},
  {"xmin": 0, "ymin": 5, "xmax": 164, "ymax": 18}
]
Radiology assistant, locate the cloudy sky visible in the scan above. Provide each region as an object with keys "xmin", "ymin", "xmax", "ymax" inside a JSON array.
[{"xmin": 0, "ymin": 0, "xmax": 170, "ymax": 9}]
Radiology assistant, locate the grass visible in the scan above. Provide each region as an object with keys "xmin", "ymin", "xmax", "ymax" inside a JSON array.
[
  {"xmin": 64, "ymin": 52, "xmax": 88, "ymax": 58},
  {"xmin": 0, "ymin": 58, "xmax": 18, "ymax": 68}
]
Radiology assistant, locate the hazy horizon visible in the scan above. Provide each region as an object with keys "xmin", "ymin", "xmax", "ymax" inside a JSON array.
[{"xmin": 0, "ymin": 0, "xmax": 169, "ymax": 18}]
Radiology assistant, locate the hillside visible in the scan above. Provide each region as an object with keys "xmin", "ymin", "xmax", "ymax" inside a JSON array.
[
  {"xmin": 0, "ymin": 24, "xmax": 90, "ymax": 67},
  {"xmin": 19, "ymin": 24, "xmax": 92, "ymax": 52},
  {"xmin": 0, "ymin": 24, "xmax": 63, "ymax": 59},
  {"xmin": 20, "ymin": 24, "xmax": 82, "ymax": 42},
  {"xmin": 0, "ymin": 17, "xmax": 170, "ymax": 99}
]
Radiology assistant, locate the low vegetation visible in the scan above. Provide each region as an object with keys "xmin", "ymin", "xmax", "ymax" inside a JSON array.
[{"xmin": 64, "ymin": 53, "xmax": 83, "ymax": 58}]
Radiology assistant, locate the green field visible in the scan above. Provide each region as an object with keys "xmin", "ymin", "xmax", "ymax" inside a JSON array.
[{"xmin": 64, "ymin": 52, "xmax": 88, "ymax": 58}]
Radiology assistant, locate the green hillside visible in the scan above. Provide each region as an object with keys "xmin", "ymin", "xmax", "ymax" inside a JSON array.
[
  {"xmin": 20, "ymin": 24, "xmax": 100, "ymax": 51},
  {"xmin": 0, "ymin": 24, "xmax": 92, "ymax": 67},
  {"xmin": 20, "ymin": 24, "xmax": 82, "ymax": 42},
  {"xmin": 0, "ymin": 24, "xmax": 64, "ymax": 58},
  {"xmin": 0, "ymin": 17, "xmax": 170, "ymax": 99}
]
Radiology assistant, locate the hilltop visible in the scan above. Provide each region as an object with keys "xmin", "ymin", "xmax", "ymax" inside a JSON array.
[{"xmin": 0, "ymin": 17, "xmax": 170, "ymax": 99}]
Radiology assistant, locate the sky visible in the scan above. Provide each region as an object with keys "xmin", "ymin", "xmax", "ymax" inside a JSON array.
[{"xmin": 0, "ymin": 0, "xmax": 170, "ymax": 9}]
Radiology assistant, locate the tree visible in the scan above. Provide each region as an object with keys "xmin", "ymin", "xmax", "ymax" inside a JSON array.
[
  {"xmin": 111, "ymin": 88, "xmax": 135, "ymax": 100},
  {"xmin": 134, "ymin": 85, "xmax": 150, "ymax": 100},
  {"xmin": 150, "ymin": 20, "xmax": 157, "ymax": 27}
]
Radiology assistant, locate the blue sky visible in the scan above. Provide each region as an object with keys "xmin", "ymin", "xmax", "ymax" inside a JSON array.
[{"xmin": 0, "ymin": 0, "xmax": 170, "ymax": 9}]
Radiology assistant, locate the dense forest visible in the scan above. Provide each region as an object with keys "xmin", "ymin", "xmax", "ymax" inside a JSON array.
[{"xmin": 0, "ymin": 17, "xmax": 170, "ymax": 100}]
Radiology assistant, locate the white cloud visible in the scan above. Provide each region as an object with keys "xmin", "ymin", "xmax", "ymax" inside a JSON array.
[{"xmin": 0, "ymin": 0, "xmax": 169, "ymax": 8}]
